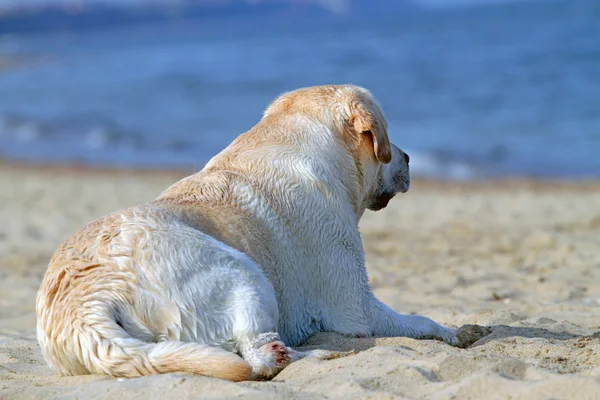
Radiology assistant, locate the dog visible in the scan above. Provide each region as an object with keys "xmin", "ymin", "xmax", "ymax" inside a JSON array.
[{"xmin": 36, "ymin": 84, "xmax": 488, "ymax": 382}]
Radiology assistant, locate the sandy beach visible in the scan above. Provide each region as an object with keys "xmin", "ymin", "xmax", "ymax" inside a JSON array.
[{"xmin": 0, "ymin": 162, "xmax": 599, "ymax": 400}]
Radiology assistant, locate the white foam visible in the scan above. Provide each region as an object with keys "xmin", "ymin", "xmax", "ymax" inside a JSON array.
[
  {"xmin": 15, "ymin": 122, "xmax": 41, "ymax": 142},
  {"xmin": 404, "ymin": 148, "xmax": 482, "ymax": 180},
  {"xmin": 85, "ymin": 127, "xmax": 113, "ymax": 150}
]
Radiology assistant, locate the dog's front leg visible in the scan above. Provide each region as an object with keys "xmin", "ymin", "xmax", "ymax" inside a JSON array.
[{"xmin": 368, "ymin": 297, "xmax": 489, "ymax": 348}]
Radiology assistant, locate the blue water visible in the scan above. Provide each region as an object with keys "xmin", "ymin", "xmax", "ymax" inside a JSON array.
[{"xmin": 0, "ymin": 0, "xmax": 599, "ymax": 179}]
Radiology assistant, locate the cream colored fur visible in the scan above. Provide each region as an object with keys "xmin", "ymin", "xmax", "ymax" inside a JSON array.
[{"xmin": 36, "ymin": 85, "xmax": 484, "ymax": 382}]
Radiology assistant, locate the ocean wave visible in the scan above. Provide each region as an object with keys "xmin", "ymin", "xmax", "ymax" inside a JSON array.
[
  {"xmin": 0, "ymin": 114, "xmax": 492, "ymax": 180},
  {"xmin": 404, "ymin": 149, "xmax": 486, "ymax": 180}
]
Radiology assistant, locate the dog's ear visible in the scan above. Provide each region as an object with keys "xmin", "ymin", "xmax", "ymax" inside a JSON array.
[{"xmin": 350, "ymin": 100, "xmax": 392, "ymax": 164}]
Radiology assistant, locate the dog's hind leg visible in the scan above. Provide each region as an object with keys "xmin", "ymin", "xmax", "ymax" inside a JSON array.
[
  {"xmin": 166, "ymin": 231, "xmax": 343, "ymax": 380},
  {"xmin": 227, "ymin": 264, "xmax": 342, "ymax": 380},
  {"xmin": 226, "ymin": 273, "xmax": 303, "ymax": 379}
]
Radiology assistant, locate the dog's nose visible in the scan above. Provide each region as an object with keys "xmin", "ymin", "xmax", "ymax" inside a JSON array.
[{"xmin": 403, "ymin": 152, "xmax": 410, "ymax": 164}]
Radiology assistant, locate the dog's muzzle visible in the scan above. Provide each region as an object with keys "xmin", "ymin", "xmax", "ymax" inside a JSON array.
[
  {"xmin": 369, "ymin": 191, "xmax": 396, "ymax": 211},
  {"xmin": 398, "ymin": 178, "xmax": 410, "ymax": 193}
]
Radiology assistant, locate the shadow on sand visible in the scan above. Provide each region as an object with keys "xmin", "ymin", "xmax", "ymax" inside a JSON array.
[{"xmin": 295, "ymin": 325, "xmax": 600, "ymax": 355}]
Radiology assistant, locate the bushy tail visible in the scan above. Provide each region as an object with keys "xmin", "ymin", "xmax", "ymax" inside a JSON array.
[
  {"xmin": 110, "ymin": 339, "xmax": 251, "ymax": 381},
  {"xmin": 37, "ymin": 306, "xmax": 251, "ymax": 381}
]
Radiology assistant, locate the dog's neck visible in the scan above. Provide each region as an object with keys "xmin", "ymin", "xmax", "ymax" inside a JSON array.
[{"xmin": 157, "ymin": 121, "xmax": 370, "ymax": 224}]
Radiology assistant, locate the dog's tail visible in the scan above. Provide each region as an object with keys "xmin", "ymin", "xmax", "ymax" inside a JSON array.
[{"xmin": 36, "ymin": 292, "xmax": 251, "ymax": 381}]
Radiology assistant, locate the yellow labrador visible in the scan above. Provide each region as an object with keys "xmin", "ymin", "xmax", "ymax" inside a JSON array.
[{"xmin": 36, "ymin": 85, "xmax": 487, "ymax": 382}]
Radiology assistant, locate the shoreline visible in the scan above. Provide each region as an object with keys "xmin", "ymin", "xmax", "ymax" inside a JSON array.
[{"xmin": 3, "ymin": 159, "xmax": 600, "ymax": 190}]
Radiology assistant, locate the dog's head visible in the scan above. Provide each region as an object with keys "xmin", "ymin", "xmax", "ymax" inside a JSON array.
[
  {"xmin": 264, "ymin": 85, "xmax": 410, "ymax": 213},
  {"xmin": 342, "ymin": 86, "xmax": 410, "ymax": 212}
]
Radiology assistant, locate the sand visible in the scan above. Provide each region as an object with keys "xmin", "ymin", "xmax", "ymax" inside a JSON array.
[{"xmin": 0, "ymin": 163, "xmax": 599, "ymax": 399}]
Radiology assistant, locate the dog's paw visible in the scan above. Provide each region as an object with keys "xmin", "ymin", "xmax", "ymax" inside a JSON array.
[
  {"xmin": 453, "ymin": 324, "xmax": 491, "ymax": 348},
  {"xmin": 261, "ymin": 341, "xmax": 297, "ymax": 366},
  {"xmin": 248, "ymin": 341, "xmax": 299, "ymax": 380}
]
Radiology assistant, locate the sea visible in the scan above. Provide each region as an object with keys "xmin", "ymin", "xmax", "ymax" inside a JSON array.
[{"xmin": 0, "ymin": 0, "xmax": 598, "ymax": 180}]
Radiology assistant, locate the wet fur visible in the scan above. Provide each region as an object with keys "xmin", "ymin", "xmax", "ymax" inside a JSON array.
[{"xmin": 36, "ymin": 85, "xmax": 471, "ymax": 382}]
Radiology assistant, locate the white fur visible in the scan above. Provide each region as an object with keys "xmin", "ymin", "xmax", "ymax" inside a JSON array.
[{"xmin": 36, "ymin": 85, "xmax": 467, "ymax": 382}]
